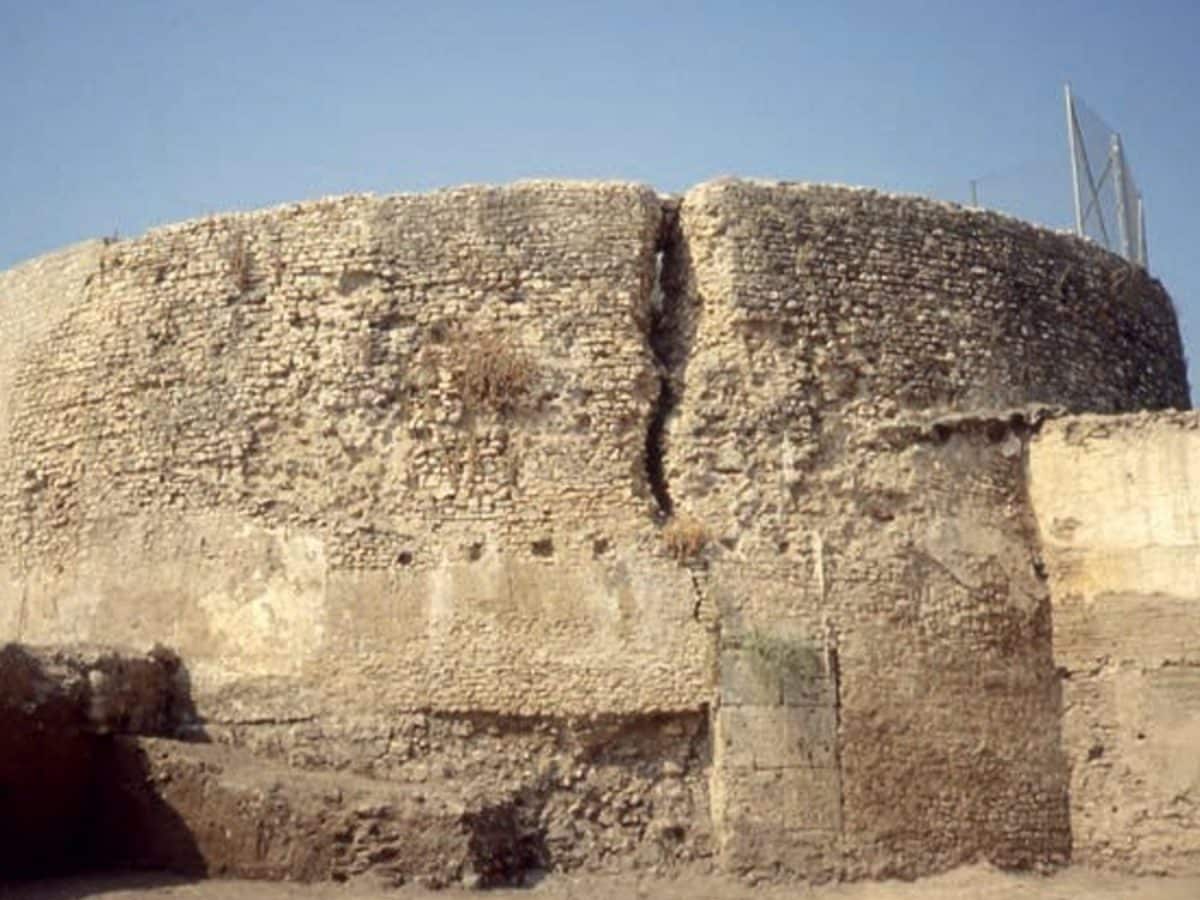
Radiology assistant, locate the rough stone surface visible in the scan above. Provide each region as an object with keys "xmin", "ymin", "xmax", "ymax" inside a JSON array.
[
  {"xmin": 203, "ymin": 710, "xmax": 714, "ymax": 875},
  {"xmin": 0, "ymin": 183, "xmax": 708, "ymax": 723},
  {"xmin": 0, "ymin": 241, "xmax": 105, "ymax": 452},
  {"xmin": 1029, "ymin": 412, "xmax": 1200, "ymax": 875},
  {"xmin": 0, "ymin": 179, "xmax": 1193, "ymax": 885},
  {"xmin": 669, "ymin": 180, "xmax": 1184, "ymax": 878}
]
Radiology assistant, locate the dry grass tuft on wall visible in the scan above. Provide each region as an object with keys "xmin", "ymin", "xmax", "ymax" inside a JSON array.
[
  {"xmin": 456, "ymin": 332, "xmax": 536, "ymax": 415},
  {"xmin": 662, "ymin": 515, "xmax": 711, "ymax": 562}
]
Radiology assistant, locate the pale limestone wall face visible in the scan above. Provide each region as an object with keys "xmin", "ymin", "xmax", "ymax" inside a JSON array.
[
  {"xmin": 1030, "ymin": 413, "xmax": 1200, "ymax": 875},
  {"xmin": 671, "ymin": 180, "xmax": 1187, "ymax": 877},
  {"xmin": 0, "ymin": 241, "xmax": 105, "ymax": 453},
  {"xmin": 0, "ymin": 183, "xmax": 711, "ymax": 720}
]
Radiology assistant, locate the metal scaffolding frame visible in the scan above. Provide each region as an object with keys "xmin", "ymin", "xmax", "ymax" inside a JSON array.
[{"xmin": 1065, "ymin": 83, "xmax": 1148, "ymax": 268}]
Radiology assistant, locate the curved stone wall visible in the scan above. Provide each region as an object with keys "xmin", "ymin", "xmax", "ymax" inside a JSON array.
[
  {"xmin": 663, "ymin": 181, "xmax": 1186, "ymax": 877},
  {"xmin": 670, "ymin": 180, "xmax": 1185, "ymax": 427},
  {"xmin": 0, "ymin": 178, "xmax": 1189, "ymax": 881},
  {"xmin": 0, "ymin": 183, "xmax": 710, "ymax": 719}
]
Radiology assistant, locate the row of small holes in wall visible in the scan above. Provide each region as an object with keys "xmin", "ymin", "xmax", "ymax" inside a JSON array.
[{"xmin": 394, "ymin": 536, "xmax": 614, "ymax": 567}]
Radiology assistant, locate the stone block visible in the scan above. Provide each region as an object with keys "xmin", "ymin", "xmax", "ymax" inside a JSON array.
[
  {"xmin": 780, "ymin": 665, "xmax": 836, "ymax": 708},
  {"xmin": 720, "ymin": 647, "xmax": 835, "ymax": 708},
  {"xmin": 717, "ymin": 705, "xmax": 837, "ymax": 770},
  {"xmin": 719, "ymin": 650, "xmax": 780, "ymax": 706},
  {"xmin": 720, "ymin": 766, "xmax": 842, "ymax": 832},
  {"xmin": 720, "ymin": 824, "xmax": 840, "ymax": 879}
]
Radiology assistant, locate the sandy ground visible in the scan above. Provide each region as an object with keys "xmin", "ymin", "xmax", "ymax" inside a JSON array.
[{"xmin": 5, "ymin": 866, "xmax": 1200, "ymax": 900}]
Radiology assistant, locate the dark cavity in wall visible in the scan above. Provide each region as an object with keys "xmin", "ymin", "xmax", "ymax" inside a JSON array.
[{"xmin": 644, "ymin": 200, "xmax": 688, "ymax": 520}]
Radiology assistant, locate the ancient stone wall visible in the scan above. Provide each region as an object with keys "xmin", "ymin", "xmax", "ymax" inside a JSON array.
[
  {"xmin": 1030, "ymin": 412, "xmax": 1200, "ymax": 875},
  {"xmin": 0, "ymin": 184, "xmax": 722, "ymax": 874},
  {"xmin": 0, "ymin": 183, "xmax": 710, "ymax": 721},
  {"xmin": 0, "ymin": 241, "xmax": 105, "ymax": 454},
  {"xmin": 0, "ymin": 178, "xmax": 1191, "ymax": 882},
  {"xmin": 666, "ymin": 180, "xmax": 1186, "ymax": 877}
]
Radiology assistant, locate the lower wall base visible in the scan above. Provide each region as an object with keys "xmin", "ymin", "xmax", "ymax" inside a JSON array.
[
  {"xmin": 91, "ymin": 736, "xmax": 530, "ymax": 888},
  {"xmin": 1031, "ymin": 415, "xmax": 1200, "ymax": 877},
  {"xmin": 1061, "ymin": 658, "xmax": 1200, "ymax": 875},
  {"xmin": 201, "ymin": 708, "xmax": 715, "ymax": 877}
]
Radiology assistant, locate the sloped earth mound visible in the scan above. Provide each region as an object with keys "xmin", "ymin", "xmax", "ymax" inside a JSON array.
[
  {"xmin": 0, "ymin": 644, "xmax": 535, "ymax": 888},
  {"xmin": 8, "ymin": 643, "xmax": 1199, "ymax": 898},
  {"xmin": 0, "ymin": 643, "xmax": 698, "ymax": 889},
  {"xmin": 89, "ymin": 737, "xmax": 538, "ymax": 888}
]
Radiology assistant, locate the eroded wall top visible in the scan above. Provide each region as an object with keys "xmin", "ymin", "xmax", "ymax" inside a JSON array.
[{"xmin": 675, "ymin": 180, "xmax": 1186, "ymax": 426}]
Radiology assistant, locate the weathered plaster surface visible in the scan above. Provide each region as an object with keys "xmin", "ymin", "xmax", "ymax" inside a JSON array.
[{"xmin": 1031, "ymin": 413, "xmax": 1200, "ymax": 875}]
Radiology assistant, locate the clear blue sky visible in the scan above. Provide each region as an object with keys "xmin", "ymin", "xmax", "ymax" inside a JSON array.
[{"xmin": 3, "ymin": 1, "xmax": 1198, "ymax": 397}]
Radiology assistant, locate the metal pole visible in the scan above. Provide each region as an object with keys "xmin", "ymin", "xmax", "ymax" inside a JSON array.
[
  {"xmin": 1111, "ymin": 133, "xmax": 1132, "ymax": 261},
  {"xmin": 1137, "ymin": 194, "xmax": 1149, "ymax": 268},
  {"xmin": 1065, "ymin": 83, "xmax": 1085, "ymax": 236},
  {"xmin": 970, "ymin": 179, "xmax": 978, "ymax": 207}
]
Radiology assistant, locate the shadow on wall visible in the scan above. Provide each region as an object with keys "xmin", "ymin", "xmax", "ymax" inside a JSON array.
[
  {"xmin": 0, "ymin": 644, "xmax": 93, "ymax": 879},
  {"xmin": 0, "ymin": 642, "xmax": 208, "ymax": 883},
  {"xmin": 84, "ymin": 653, "xmax": 210, "ymax": 879}
]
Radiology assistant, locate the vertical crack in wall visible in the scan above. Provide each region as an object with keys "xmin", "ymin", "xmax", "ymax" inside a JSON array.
[
  {"xmin": 644, "ymin": 342, "xmax": 675, "ymax": 518},
  {"xmin": 644, "ymin": 199, "xmax": 687, "ymax": 520},
  {"xmin": 826, "ymin": 621, "xmax": 844, "ymax": 840}
]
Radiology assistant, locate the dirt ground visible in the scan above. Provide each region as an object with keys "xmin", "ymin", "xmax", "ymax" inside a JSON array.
[{"xmin": 6, "ymin": 866, "xmax": 1200, "ymax": 900}]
